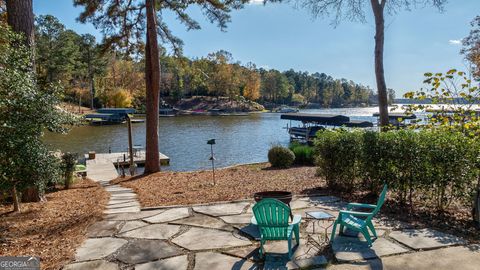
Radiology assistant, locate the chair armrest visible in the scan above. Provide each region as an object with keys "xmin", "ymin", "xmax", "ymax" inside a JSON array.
[
  {"xmin": 347, "ymin": 202, "xmax": 377, "ymax": 210},
  {"xmin": 251, "ymin": 216, "xmax": 257, "ymax": 225},
  {"xmin": 290, "ymin": 214, "xmax": 302, "ymax": 225},
  {"xmin": 340, "ymin": 210, "xmax": 373, "ymax": 217}
]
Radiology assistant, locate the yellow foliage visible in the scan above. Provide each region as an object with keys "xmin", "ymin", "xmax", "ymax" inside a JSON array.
[
  {"xmin": 243, "ymin": 71, "xmax": 261, "ymax": 101},
  {"xmin": 108, "ymin": 89, "xmax": 132, "ymax": 108}
]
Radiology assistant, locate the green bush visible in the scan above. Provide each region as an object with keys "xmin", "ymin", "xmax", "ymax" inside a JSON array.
[
  {"xmin": 314, "ymin": 129, "xmax": 363, "ymax": 191},
  {"xmin": 268, "ymin": 145, "xmax": 295, "ymax": 168},
  {"xmin": 289, "ymin": 143, "xmax": 314, "ymax": 165},
  {"xmin": 313, "ymin": 129, "xmax": 480, "ymax": 211}
]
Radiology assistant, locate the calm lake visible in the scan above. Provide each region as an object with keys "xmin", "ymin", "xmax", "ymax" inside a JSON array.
[{"xmin": 43, "ymin": 107, "xmax": 382, "ymax": 172}]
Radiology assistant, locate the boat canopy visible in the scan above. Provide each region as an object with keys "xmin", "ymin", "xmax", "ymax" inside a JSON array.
[
  {"xmin": 281, "ymin": 113, "xmax": 373, "ymax": 127},
  {"xmin": 85, "ymin": 113, "xmax": 113, "ymax": 120},
  {"xmin": 97, "ymin": 108, "xmax": 136, "ymax": 115},
  {"xmin": 281, "ymin": 113, "xmax": 350, "ymax": 125}
]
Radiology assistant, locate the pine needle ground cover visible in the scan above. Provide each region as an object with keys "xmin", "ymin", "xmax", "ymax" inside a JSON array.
[
  {"xmin": 113, "ymin": 163, "xmax": 322, "ymax": 207},
  {"xmin": 0, "ymin": 179, "xmax": 109, "ymax": 270}
]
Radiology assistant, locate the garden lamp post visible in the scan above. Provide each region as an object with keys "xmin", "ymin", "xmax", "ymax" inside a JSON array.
[{"xmin": 207, "ymin": 139, "xmax": 216, "ymax": 185}]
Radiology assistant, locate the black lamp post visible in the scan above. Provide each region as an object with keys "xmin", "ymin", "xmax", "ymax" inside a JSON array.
[{"xmin": 207, "ymin": 139, "xmax": 216, "ymax": 185}]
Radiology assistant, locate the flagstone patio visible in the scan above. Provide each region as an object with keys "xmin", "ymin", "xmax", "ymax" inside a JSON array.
[{"xmin": 64, "ymin": 181, "xmax": 480, "ymax": 270}]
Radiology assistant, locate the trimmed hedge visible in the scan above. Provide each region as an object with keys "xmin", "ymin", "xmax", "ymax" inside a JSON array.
[{"xmin": 314, "ymin": 129, "xmax": 480, "ymax": 211}]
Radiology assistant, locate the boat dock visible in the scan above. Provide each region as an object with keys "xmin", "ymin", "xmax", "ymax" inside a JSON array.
[
  {"xmin": 281, "ymin": 113, "xmax": 374, "ymax": 143},
  {"xmin": 85, "ymin": 152, "xmax": 170, "ymax": 182}
]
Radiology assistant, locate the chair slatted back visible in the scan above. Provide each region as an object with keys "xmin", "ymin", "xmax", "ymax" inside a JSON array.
[
  {"xmin": 253, "ymin": 198, "xmax": 290, "ymax": 240},
  {"xmin": 370, "ymin": 184, "xmax": 388, "ymax": 218}
]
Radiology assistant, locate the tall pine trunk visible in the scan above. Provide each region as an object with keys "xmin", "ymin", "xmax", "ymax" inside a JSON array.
[
  {"xmin": 371, "ymin": 0, "xmax": 389, "ymax": 127},
  {"xmin": 12, "ymin": 185, "xmax": 20, "ymax": 212},
  {"xmin": 144, "ymin": 0, "xmax": 161, "ymax": 173},
  {"xmin": 6, "ymin": 0, "xmax": 35, "ymax": 68}
]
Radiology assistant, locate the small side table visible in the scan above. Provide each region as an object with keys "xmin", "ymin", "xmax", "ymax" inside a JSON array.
[{"xmin": 305, "ymin": 211, "xmax": 335, "ymax": 247}]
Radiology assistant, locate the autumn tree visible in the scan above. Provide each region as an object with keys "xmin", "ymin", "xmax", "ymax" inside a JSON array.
[
  {"xmin": 206, "ymin": 50, "xmax": 240, "ymax": 99},
  {"xmin": 242, "ymin": 64, "xmax": 261, "ymax": 101},
  {"xmin": 462, "ymin": 16, "xmax": 480, "ymax": 79},
  {"xmin": 286, "ymin": 0, "xmax": 446, "ymax": 126},
  {"xmin": 75, "ymin": 0, "xmax": 248, "ymax": 173}
]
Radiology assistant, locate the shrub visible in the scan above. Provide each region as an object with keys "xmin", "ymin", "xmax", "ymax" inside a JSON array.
[
  {"xmin": 289, "ymin": 143, "xmax": 314, "ymax": 165},
  {"xmin": 268, "ymin": 145, "xmax": 295, "ymax": 168},
  {"xmin": 313, "ymin": 129, "xmax": 480, "ymax": 212},
  {"xmin": 314, "ymin": 129, "xmax": 363, "ymax": 191}
]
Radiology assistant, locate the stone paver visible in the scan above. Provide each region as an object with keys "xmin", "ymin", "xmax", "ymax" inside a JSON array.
[
  {"xmin": 105, "ymin": 209, "xmax": 165, "ymax": 221},
  {"xmin": 389, "ymin": 228, "xmax": 466, "ymax": 250},
  {"xmin": 67, "ymin": 189, "xmax": 474, "ymax": 270},
  {"xmin": 104, "ymin": 206, "xmax": 140, "ymax": 214},
  {"xmin": 171, "ymin": 214, "xmax": 231, "ymax": 230},
  {"xmin": 289, "ymin": 199, "xmax": 311, "ymax": 210},
  {"xmin": 119, "ymin": 220, "xmax": 149, "ymax": 233},
  {"xmin": 193, "ymin": 202, "xmax": 250, "ymax": 216},
  {"xmin": 63, "ymin": 260, "xmax": 119, "ymax": 270},
  {"xmin": 120, "ymin": 224, "xmax": 180, "ymax": 239},
  {"xmin": 262, "ymin": 239, "xmax": 328, "ymax": 269},
  {"xmin": 143, "ymin": 207, "xmax": 190, "ymax": 223},
  {"xmin": 135, "ymin": 255, "xmax": 189, "ymax": 270},
  {"xmin": 223, "ymin": 245, "xmax": 261, "ymax": 261},
  {"xmin": 332, "ymin": 236, "xmax": 409, "ymax": 262},
  {"xmin": 263, "ymin": 255, "xmax": 300, "ymax": 270},
  {"xmin": 295, "ymin": 256, "xmax": 328, "ymax": 269},
  {"xmin": 194, "ymin": 252, "xmax": 258, "ymax": 270},
  {"xmin": 106, "ymin": 201, "xmax": 140, "ymax": 209},
  {"xmin": 75, "ymin": 237, "xmax": 127, "ymax": 261},
  {"xmin": 108, "ymin": 199, "xmax": 137, "ymax": 205},
  {"xmin": 172, "ymin": 227, "xmax": 251, "ymax": 250},
  {"xmin": 109, "ymin": 193, "xmax": 137, "ymax": 199},
  {"xmin": 87, "ymin": 221, "xmax": 123, "ymax": 237},
  {"xmin": 308, "ymin": 196, "xmax": 340, "ymax": 204},
  {"xmin": 328, "ymin": 245, "xmax": 480, "ymax": 270},
  {"xmin": 219, "ymin": 213, "xmax": 253, "ymax": 224},
  {"xmin": 115, "ymin": 239, "xmax": 183, "ymax": 264},
  {"xmin": 236, "ymin": 224, "xmax": 260, "ymax": 240}
]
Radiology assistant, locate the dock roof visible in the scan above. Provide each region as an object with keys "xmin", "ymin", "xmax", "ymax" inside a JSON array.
[{"xmin": 281, "ymin": 113, "xmax": 350, "ymax": 125}]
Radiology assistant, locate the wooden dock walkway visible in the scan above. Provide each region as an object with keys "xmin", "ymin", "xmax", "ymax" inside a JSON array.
[{"xmin": 85, "ymin": 152, "xmax": 170, "ymax": 183}]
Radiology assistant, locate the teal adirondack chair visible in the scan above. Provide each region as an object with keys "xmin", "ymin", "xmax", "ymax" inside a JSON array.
[
  {"xmin": 330, "ymin": 184, "xmax": 388, "ymax": 246},
  {"xmin": 251, "ymin": 198, "xmax": 301, "ymax": 259}
]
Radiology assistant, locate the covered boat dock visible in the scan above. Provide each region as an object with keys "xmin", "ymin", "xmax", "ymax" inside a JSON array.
[{"xmin": 281, "ymin": 113, "xmax": 373, "ymax": 142}]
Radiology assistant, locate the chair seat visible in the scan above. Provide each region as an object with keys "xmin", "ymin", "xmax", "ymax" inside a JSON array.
[{"xmin": 341, "ymin": 214, "xmax": 366, "ymax": 230}]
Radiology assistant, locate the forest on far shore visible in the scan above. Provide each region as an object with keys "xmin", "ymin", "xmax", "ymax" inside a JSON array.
[{"xmin": 35, "ymin": 14, "xmax": 394, "ymax": 111}]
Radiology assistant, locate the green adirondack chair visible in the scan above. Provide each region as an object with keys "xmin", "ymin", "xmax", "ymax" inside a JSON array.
[
  {"xmin": 251, "ymin": 198, "xmax": 301, "ymax": 259},
  {"xmin": 330, "ymin": 184, "xmax": 388, "ymax": 246}
]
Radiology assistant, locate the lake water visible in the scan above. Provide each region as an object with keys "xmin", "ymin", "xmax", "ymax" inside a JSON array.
[{"xmin": 43, "ymin": 107, "xmax": 382, "ymax": 172}]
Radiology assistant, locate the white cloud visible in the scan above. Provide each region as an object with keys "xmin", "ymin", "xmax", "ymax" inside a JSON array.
[
  {"xmin": 449, "ymin": 39, "xmax": 462, "ymax": 45},
  {"xmin": 249, "ymin": 0, "xmax": 264, "ymax": 5}
]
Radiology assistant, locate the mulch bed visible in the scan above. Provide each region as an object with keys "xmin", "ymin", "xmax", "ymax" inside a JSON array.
[
  {"xmin": 113, "ymin": 163, "xmax": 324, "ymax": 207},
  {"xmin": 0, "ymin": 179, "xmax": 109, "ymax": 270}
]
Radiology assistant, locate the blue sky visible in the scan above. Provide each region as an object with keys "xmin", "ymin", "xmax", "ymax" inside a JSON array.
[{"xmin": 33, "ymin": 0, "xmax": 479, "ymax": 96}]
